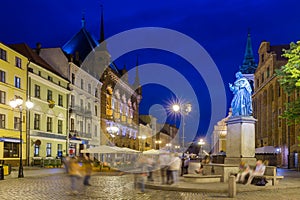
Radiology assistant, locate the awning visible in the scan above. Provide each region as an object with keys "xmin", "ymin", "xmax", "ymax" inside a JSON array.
[{"xmin": 0, "ymin": 137, "xmax": 22, "ymax": 143}]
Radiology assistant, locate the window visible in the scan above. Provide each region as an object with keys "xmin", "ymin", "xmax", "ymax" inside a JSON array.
[
  {"xmin": 15, "ymin": 57, "xmax": 22, "ymax": 68},
  {"xmin": 278, "ymin": 85, "xmax": 281, "ymax": 97},
  {"xmin": 15, "ymin": 76, "xmax": 21, "ymax": 88},
  {"xmin": 14, "ymin": 117, "xmax": 21, "ymax": 130},
  {"xmin": 46, "ymin": 143, "xmax": 52, "ymax": 157},
  {"xmin": 34, "ymin": 85, "xmax": 40, "ymax": 98},
  {"xmin": 70, "ymin": 118, "xmax": 75, "ymax": 131},
  {"xmin": 47, "ymin": 90, "xmax": 52, "ymax": 100},
  {"xmin": 79, "ymin": 121, "xmax": 83, "ymax": 133},
  {"xmin": 267, "ymin": 67, "xmax": 270, "ymax": 78},
  {"xmin": 0, "ymin": 90, "xmax": 6, "ymax": 104},
  {"xmin": 34, "ymin": 144, "xmax": 40, "ymax": 157},
  {"xmin": 48, "ymin": 76, "xmax": 53, "ymax": 81},
  {"xmin": 57, "ymin": 144, "xmax": 62, "ymax": 157},
  {"xmin": 261, "ymin": 54, "xmax": 264, "ymax": 63},
  {"xmin": 261, "ymin": 73, "xmax": 264, "ymax": 83},
  {"xmin": 95, "ymin": 105, "xmax": 98, "ymax": 116},
  {"xmin": 71, "ymin": 73, "xmax": 75, "ymax": 84},
  {"xmin": 0, "ymin": 70, "xmax": 5, "ymax": 83},
  {"xmin": 94, "ymin": 125, "xmax": 97, "ymax": 137},
  {"xmin": 38, "ymin": 71, "xmax": 41, "ymax": 76},
  {"xmin": 88, "ymin": 84, "xmax": 91, "ymax": 94},
  {"xmin": 34, "ymin": 114, "xmax": 40, "ymax": 130},
  {"xmin": 80, "ymin": 99, "xmax": 83, "ymax": 109},
  {"xmin": 0, "ymin": 114, "xmax": 5, "ymax": 128},
  {"xmin": 58, "ymin": 94, "xmax": 63, "ymax": 106},
  {"xmin": 47, "ymin": 117, "xmax": 52, "ymax": 132},
  {"xmin": 95, "ymin": 89, "xmax": 98, "ymax": 97},
  {"xmin": 0, "ymin": 48, "xmax": 7, "ymax": 61},
  {"xmin": 81, "ymin": 79, "xmax": 84, "ymax": 89},
  {"xmin": 88, "ymin": 123, "xmax": 91, "ymax": 134},
  {"xmin": 70, "ymin": 95, "xmax": 75, "ymax": 107},
  {"xmin": 4, "ymin": 142, "xmax": 19, "ymax": 158},
  {"xmin": 58, "ymin": 120, "xmax": 63, "ymax": 134},
  {"xmin": 88, "ymin": 102, "xmax": 91, "ymax": 111}
]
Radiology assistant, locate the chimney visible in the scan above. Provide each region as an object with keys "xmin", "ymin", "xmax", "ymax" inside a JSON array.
[{"xmin": 36, "ymin": 42, "xmax": 41, "ymax": 55}]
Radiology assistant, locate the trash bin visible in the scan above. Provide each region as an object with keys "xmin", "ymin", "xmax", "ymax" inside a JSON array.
[{"xmin": 0, "ymin": 165, "xmax": 3, "ymax": 180}]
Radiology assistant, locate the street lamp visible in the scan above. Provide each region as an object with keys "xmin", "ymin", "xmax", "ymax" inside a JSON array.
[
  {"xmin": 9, "ymin": 98, "xmax": 34, "ymax": 178},
  {"xmin": 155, "ymin": 140, "xmax": 162, "ymax": 150},
  {"xmin": 172, "ymin": 102, "xmax": 192, "ymax": 148},
  {"xmin": 198, "ymin": 139, "xmax": 205, "ymax": 158}
]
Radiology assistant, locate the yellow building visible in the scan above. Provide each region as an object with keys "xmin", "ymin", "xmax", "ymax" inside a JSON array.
[
  {"xmin": 0, "ymin": 42, "xmax": 28, "ymax": 166},
  {"xmin": 9, "ymin": 43, "xmax": 70, "ymax": 165}
]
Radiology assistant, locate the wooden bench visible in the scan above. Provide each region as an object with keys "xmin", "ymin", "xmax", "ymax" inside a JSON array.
[{"xmin": 253, "ymin": 166, "xmax": 284, "ymax": 186}]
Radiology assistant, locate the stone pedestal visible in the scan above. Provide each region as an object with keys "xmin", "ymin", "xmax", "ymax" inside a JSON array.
[{"xmin": 224, "ymin": 116, "xmax": 257, "ymax": 166}]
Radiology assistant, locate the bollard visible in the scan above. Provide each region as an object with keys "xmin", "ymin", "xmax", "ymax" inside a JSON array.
[{"xmin": 228, "ymin": 175, "xmax": 236, "ymax": 198}]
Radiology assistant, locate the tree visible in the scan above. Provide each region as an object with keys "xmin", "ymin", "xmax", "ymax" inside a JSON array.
[{"xmin": 276, "ymin": 41, "xmax": 300, "ymax": 125}]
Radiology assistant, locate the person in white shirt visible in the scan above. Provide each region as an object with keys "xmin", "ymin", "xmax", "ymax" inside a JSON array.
[{"xmin": 246, "ymin": 160, "xmax": 266, "ymax": 185}]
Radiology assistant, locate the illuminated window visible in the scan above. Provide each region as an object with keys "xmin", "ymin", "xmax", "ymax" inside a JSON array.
[
  {"xmin": 15, "ymin": 76, "xmax": 21, "ymax": 88},
  {"xmin": 46, "ymin": 143, "xmax": 52, "ymax": 157}
]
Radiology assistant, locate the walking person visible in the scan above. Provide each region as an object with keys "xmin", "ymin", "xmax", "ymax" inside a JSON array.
[
  {"xmin": 169, "ymin": 153, "xmax": 181, "ymax": 185},
  {"xmin": 68, "ymin": 157, "xmax": 82, "ymax": 195},
  {"xmin": 83, "ymin": 153, "xmax": 93, "ymax": 186}
]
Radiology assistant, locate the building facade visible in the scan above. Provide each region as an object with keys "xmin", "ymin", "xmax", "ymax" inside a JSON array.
[
  {"xmin": 9, "ymin": 43, "xmax": 70, "ymax": 165},
  {"xmin": 0, "ymin": 42, "xmax": 28, "ymax": 166},
  {"xmin": 252, "ymin": 41, "xmax": 300, "ymax": 168},
  {"xmin": 39, "ymin": 47, "xmax": 102, "ymax": 158}
]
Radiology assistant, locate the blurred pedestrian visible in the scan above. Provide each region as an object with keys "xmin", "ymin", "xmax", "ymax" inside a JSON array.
[
  {"xmin": 159, "ymin": 152, "xmax": 170, "ymax": 184},
  {"xmin": 168, "ymin": 153, "xmax": 181, "ymax": 185},
  {"xmin": 83, "ymin": 153, "xmax": 93, "ymax": 186},
  {"xmin": 68, "ymin": 157, "xmax": 82, "ymax": 195},
  {"xmin": 136, "ymin": 155, "xmax": 148, "ymax": 193},
  {"xmin": 235, "ymin": 161, "xmax": 250, "ymax": 184}
]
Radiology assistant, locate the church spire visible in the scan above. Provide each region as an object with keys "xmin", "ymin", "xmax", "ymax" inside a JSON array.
[
  {"xmin": 133, "ymin": 56, "xmax": 141, "ymax": 95},
  {"xmin": 99, "ymin": 5, "xmax": 105, "ymax": 43},
  {"xmin": 239, "ymin": 29, "xmax": 257, "ymax": 74},
  {"xmin": 81, "ymin": 11, "xmax": 86, "ymax": 28}
]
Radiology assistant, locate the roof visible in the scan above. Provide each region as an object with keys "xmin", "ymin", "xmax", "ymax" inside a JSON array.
[
  {"xmin": 8, "ymin": 43, "xmax": 67, "ymax": 79},
  {"xmin": 269, "ymin": 44, "xmax": 290, "ymax": 60},
  {"xmin": 62, "ymin": 27, "xmax": 98, "ymax": 63}
]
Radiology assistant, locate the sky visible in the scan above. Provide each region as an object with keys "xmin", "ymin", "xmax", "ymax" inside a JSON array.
[{"xmin": 1, "ymin": 0, "xmax": 300, "ymax": 147}]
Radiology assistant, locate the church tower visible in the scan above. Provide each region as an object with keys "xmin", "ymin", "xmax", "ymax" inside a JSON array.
[{"xmin": 239, "ymin": 30, "xmax": 257, "ymax": 91}]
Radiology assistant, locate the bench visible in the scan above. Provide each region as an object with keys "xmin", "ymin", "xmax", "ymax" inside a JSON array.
[{"xmin": 253, "ymin": 166, "xmax": 284, "ymax": 186}]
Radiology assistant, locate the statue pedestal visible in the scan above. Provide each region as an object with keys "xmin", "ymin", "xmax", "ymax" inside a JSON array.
[{"xmin": 224, "ymin": 116, "xmax": 257, "ymax": 166}]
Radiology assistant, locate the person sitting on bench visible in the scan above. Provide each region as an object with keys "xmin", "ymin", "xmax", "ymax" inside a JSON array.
[{"xmin": 246, "ymin": 160, "xmax": 266, "ymax": 185}]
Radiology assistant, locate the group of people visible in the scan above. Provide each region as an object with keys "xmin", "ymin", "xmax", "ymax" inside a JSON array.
[
  {"xmin": 235, "ymin": 160, "xmax": 267, "ymax": 185},
  {"xmin": 63, "ymin": 153, "xmax": 93, "ymax": 194}
]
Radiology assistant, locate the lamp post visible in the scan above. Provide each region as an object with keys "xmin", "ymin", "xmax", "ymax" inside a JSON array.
[
  {"xmin": 9, "ymin": 98, "xmax": 33, "ymax": 178},
  {"xmin": 198, "ymin": 139, "xmax": 205, "ymax": 158},
  {"xmin": 172, "ymin": 103, "xmax": 192, "ymax": 149}
]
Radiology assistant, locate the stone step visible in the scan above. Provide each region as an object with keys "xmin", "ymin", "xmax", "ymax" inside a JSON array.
[{"xmin": 183, "ymin": 174, "xmax": 222, "ymax": 183}]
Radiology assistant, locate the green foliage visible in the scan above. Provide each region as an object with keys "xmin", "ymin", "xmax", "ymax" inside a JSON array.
[{"xmin": 276, "ymin": 41, "xmax": 300, "ymax": 125}]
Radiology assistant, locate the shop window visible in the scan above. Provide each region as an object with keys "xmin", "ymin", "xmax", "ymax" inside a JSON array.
[{"xmin": 4, "ymin": 142, "xmax": 19, "ymax": 158}]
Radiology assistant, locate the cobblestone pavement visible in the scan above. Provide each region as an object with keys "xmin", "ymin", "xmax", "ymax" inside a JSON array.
[{"xmin": 1, "ymin": 173, "xmax": 300, "ymax": 200}]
